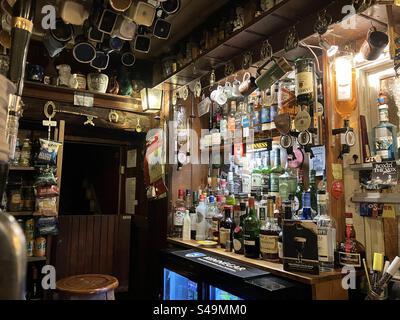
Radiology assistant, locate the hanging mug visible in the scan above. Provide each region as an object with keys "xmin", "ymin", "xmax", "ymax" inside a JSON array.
[
  {"xmin": 73, "ymin": 35, "xmax": 96, "ymax": 64},
  {"xmin": 224, "ymin": 82, "xmax": 233, "ymax": 99},
  {"xmin": 360, "ymin": 27, "xmax": 389, "ymax": 61},
  {"xmin": 109, "ymin": 0, "xmax": 132, "ymax": 12},
  {"xmin": 255, "ymin": 57, "xmax": 293, "ymax": 91},
  {"xmin": 232, "ymin": 79, "xmax": 242, "ymax": 97},
  {"xmin": 238, "ymin": 72, "xmax": 256, "ymax": 96},
  {"xmin": 215, "ymin": 85, "xmax": 227, "ymax": 105}
]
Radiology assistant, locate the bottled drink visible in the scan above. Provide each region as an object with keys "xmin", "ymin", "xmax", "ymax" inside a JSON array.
[
  {"xmin": 373, "ymin": 104, "xmax": 398, "ymax": 161},
  {"xmin": 233, "ymin": 214, "xmax": 245, "ymax": 254},
  {"xmin": 308, "ymin": 170, "xmax": 318, "ymax": 216},
  {"xmin": 261, "ymin": 89, "xmax": 271, "ymax": 131},
  {"xmin": 228, "ymin": 101, "xmax": 237, "ymax": 138},
  {"xmin": 190, "ymin": 192, "xmax": 199, "ymax": 240},
  {"xmin": 257, "ymin": 195, "xmax": 268, "ymax": 224},
  {"xmin": 234, "ymin": 202, "xmax": 246, "ymax": 226},
  {"xmin": 206, "ymin": 196, "xmax": 218, "ymax": 240},
  {"xmin": 270, "ymin": 148, "xmax": 284, "ymax": 196},
  {"xmin": 278, "ymin": 163, "xmax": 297, "ymax": 201},
  {"xmin": 219, "ymin": 206, "xmax": 236, "ymax": 249},
  {"xmin": 243, "ymin": 197, "xmax": 260, "ymax": 259},
  {"xmin": 251, "ymin": 153, "xmax": 263, "ymax": 194},
  {"xmin": 298, "ymin": 191, "xmax": 313, "ymax": 220},
  {"xmin": 278, "ymin": 78, "xmax": 297, "ymax": 117},
  {"xmin": 295, "ymin": 58, "xmax": 315, "ymax": 109},
  {"xmin": 261, "ymin": 151, "xmax": 271, "ymax": 195},
  {"xmin": 270, "ymin": 83, "xmax": 279, "ymax": 123},
  {"xmin": 10, "ymin": 138, "xmax": 21, "ymax": 166},
  {"xmin": 19, "ymin": 138, "xmax": 31, "ymax": 167},
  {"xmin": 195, "ymin": 195, "xmax": 208, "ymax": 241},
  {"xmin": 294, "ymin": 169, "xmax": 304, "ymax": 214},
  {"xmin": 333, "ymin": 53, "xmax": 357, "ymax": 119},
  {"xmin": 182, "ymin": 210, "xmax": 192, "ymax": 241},
  {"xmin": 260, "ymin": 196, "xmax": 280, "ymax": 261},
  {"xmin": 220, "ymin": 105, "xmax": 228, "ymax": 141},
  {"xmin": 185, "ymin": 189, "xmax": 192, "ymax": 209},
  {"xmin": 173, "ymin": 189, "xmax": 186, "ymax": 238},
  {"xmin": 314, "ymin": 191, "xmax": 336, "ymax": 272},
  {"xmin": 212, "ymin": 197, "xmax": 224, "ymax": 243},
  {"xmin": 336, "ymin": 212, "xmax": 366, "ymax": 270}
]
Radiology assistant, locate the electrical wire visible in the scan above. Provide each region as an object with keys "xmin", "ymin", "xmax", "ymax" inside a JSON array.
[{"xmin": 299, "ymin": 41, "xmax": 322, "ymax": 74}]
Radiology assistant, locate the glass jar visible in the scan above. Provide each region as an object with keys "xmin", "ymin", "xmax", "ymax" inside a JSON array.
[{"xmin": 19, "ymin": 139, "xmax": 31, "ymax": 167}]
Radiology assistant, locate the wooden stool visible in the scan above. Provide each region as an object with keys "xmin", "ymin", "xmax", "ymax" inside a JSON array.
[{"xmin": 55, "ymin": 274, "xmax": 119, "ymax": 300}]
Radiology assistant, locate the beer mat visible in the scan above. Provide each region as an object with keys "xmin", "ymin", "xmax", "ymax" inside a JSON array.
[{"xmin": 171, "ymin": 249, "xmax": 269, "ymax": 279}]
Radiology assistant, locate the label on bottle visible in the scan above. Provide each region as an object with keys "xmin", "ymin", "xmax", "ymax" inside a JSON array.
[
  {"xmin": 211, "ymin": 220, "xmax": 219, "ymax": 233},
  {"xmin": 212, "ymin": 132, "xmax": 221, "ymax": 145},
  {"xmin": 278, "ymin": 87, "xmax": 296, "ymax": 111},
  {"xmin": 270, "ymin": 173, "xmax": 280, "ymax": 193},
  {"xmin": 174, "ymin": 209, "xmax": 185, "ymax": 226},
  {"xmin": 228, "ymin": 117, "xmax": 236, "ymax": 133},
  {"xmin": 260, "ymin": 234, "xmax": 279, "ymax": 254},
  {"xmin": 233, "ymin": 238, "xmax": 243, "ymax": 253},
  {"xmin": 318, "ymin": 228, "xmax": 335, "ymax": 262},
  {"xmin": 219, "ymin": 227, "xmax": 230, "ymax": 246},
  {"xmin": 278, "ymin": 241, "xmax": 283, "ymax": 259},
  {"xmin": 259, "ymin": 207, "xmax": 266, "ymax": 221},
  {"xmin": 220, "ymin": 119, "xmax": 228, "ymax": 137},
  {"xmin": 190, "ymin": 213, "xmax": 197, "ymax": 230},
  {"xmin": 244, "ymin": 240, "xmax": 256, "ymax": 246},
  {"xmin": 261, "ymin": 106, "xmax": 271, "ymax": 124},
  {"xmin": 338, "ymin": 252, "xmax": 362, "ymax": 268},
  {"xmin": 262, "ymin": 173, "xmax": 270, "ymax": 193},
  {"xmin": 335, "ymin": 58, "xmax": 352, "ymax": 101},
  {"xmin": 296, "ymin": 71, "xmax": 313, "ymax": 96},
  {"xmin": 242, "ymin": 174, "xmax": 252, "ymax": 194},
  {"xmin": 251, "ymin": 173, "xmax": 262, "ymax": 188},
  {"xmin": 375, "ymin": 128, "xmax": 394, "ymax": 160}
]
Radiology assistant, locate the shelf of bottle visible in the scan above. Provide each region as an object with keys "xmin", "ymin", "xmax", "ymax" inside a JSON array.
[
  {"xmin": 5, "ymin": 211, "xmax": 35, "ymax": 216},
  {"xmin": 351, "ymin": 193, "xmax": 400, "ymax": 204},
  {"xmin": 349, "ymin": 160, "xmax": 400, "ymax": 171},
  {"xmin": 27, "ymin": 256, "xmax": 47, "ymax": 263},
  {"xmin": 9, "ymin": 166, "xmax": 36, "ymax": 171}
]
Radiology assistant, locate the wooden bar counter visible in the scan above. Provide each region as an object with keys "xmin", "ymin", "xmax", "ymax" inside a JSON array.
[{"xmin": 167, "ymin": 238, "xmax": 348, "ymax": 300}]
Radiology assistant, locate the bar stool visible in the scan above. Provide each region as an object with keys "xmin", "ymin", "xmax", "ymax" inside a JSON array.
[{"xmin": 55, "ymin": 274, "xmax": 119, "ymax": 300}]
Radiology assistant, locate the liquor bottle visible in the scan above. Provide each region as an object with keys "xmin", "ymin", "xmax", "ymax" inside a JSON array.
[
  {"xmin": 261, "ymin": 151, "xmax": 271, "ymax": 195},
  {"xmin": 258, "ymin": 195, "xmax": 268, "ymax": 225},
  {"xmin": 190, "ymin": 192, "xmax": 199, "ymax": 240},
  {"xmin": 278, "ymin": 78, "xmax": 297, "ymax": 117},
  {"xmin": 298, "ymin": 191, "xmax": 313, "ymax": 220},
  {"xmin": 308, "ymin": 170, "xmax": 318, "ymax": 217},
  {"xmin": 207, "ymin": 196, "xmax": 218, "ymax": 241},
  {"xmin": 373, "ymin": 103, "xmax": 398, "ymax": 161},
  {"xmin": 243, "ymin": 197, "xmax": 260, "ymax": 259},
  {"xmin": 234, "ymin": 202, "xmax": 246, "ymax": 227},
  {"xmin": 295, "ymin": 58, "xmax": 315, "ymax": 110},
  {"xmin": 212, "ymin": 197, "xmax": 224, "ymax": 243},
  {"xmin": 220, "ymin": 104, "xmax": 228, "ymax": 141},
  {"xmin": 185, "ymin": 189, "xmax": 192, "ymax": 209},
  {"xmin": 261, "ymin": 89, "xmax": 271, "ymax": 131},
  {"xmin": 333, "ymin": 53, "xmax": 357, "ymax": 120},
  {"xmin": 233, "ymin": 212, "xmax": 245, "ymax": 254},
  {"xmin": 278, "ymin": 162, "xmax": 297, "ymax": 201},
  {"xmin": 195, "ymin": 195, "xmax": 208, "ymax": 241},
  {"xmin": 173, "ymin": 189, "xmax": 186, "ymax": 238},
  {"xmin": 314, "ymin": 191, "xmax": 336, "ymax": 272},
  {"xmin": 336, "ymin": 212, "xmax": 366, "ymax": 270},
  {"xmin": 270, "ymin": 148, "xmax": 284, "ymax": 197},
  {"xmin": 228, "ymin": 101, "xmax": 237, "ymax": 138},
  {"xmin": 241, "ymin": 102, "xmax": 251, "ymax": 139},
  {"xmin": 294, "ymin": 169, "xmax": 304, "ymax": 214},
  {"xmin": 219, "ymin": 206, "xmax": 236, "ymax": 249},
  {"xmin": 9, "ymin": 0, "xmax": 36, "ymax": 94},
  {"xmin": 251, "ymin": 153, "xmax": 263, "ymax": 195},
  {"xmin": 182, "ymin": 210, "xmax": 192, "ymax": 241},
  {"xmin": 260, "ymin": 197, "xmax": 281, "ymax": 262},
  {"xmin": 235, "ymin": 102, "xmax": 244, "ymax": 140}
]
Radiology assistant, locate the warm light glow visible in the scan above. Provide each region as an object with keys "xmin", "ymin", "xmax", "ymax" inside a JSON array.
[
  {"xmin": 141, "ymin": 88, "xmax": 163, "ymax": 112},
  {"xmin": 354, "ymin": 52, "xmax": 365, "ymax": 63}
]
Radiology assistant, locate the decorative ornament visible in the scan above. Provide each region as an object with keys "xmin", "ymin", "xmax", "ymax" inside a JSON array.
[
  {"xmin": 224, "ymin": 61, "xmax": 235, "ymax": 77},
  {"xmin": 260, "ymin": 39, "xmax": 273, "ymax": 61},
  {"xmin": 314, "ymin": 10, "xmax": 332, "ymax": 35},
  {"xmin": 285, "ymin": 26, "xmax": 299, "ymax": 52},
  {"xmin": 242, "ymin": 51, "xmax": 253, "ymax": 70}
]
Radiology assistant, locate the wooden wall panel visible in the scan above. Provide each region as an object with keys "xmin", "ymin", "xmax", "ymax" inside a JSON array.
[{"xmin": 54, "ymin": 215, "xmax": 130, "ymax": 292}]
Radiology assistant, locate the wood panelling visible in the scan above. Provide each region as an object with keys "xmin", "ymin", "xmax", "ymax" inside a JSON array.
[{"xmin": 54, "ymin": 215, "xmax": 131, "ymax": 292}]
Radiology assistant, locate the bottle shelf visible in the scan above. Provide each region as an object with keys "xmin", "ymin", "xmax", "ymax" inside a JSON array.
[
  {"xmin": 351, "ymin": 193, "xmax": 400, "ymax": 204},
  {"xmin": 349, "ymin": 160, "xmax": 400, "ymax": 171},
  {"xmin": 9, "ymin": 166, "xmax": 36, "ymax": 171},
  {"xmin": 6, "ymin": 211, "xmax": 35, "ymax": 216},
  {"xmin": 27, "ymin": 256, "xmax": 46, "ymax": 263}
]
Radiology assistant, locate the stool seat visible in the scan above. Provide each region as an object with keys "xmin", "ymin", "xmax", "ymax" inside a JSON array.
[{"xmin": 56, "ymin": 274, "xmax": 119, "ymax": 300}]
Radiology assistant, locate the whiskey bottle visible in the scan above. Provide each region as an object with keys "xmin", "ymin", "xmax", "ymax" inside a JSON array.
[
  {"xmin": 243, "ymin": 197, "xmax": 260, "ymax": 259},
  {"xmin": 270, "ymin": 148, "xmax": 284, "ymax": 197},
  {"xmin": 336, "ymin": 212, "xmax": 366, "ymax": 270},
  {"xmin": 260, "ymin": 197, "xmax": 281, "ymax": 262},
  {"xmin": 219, "ymin": 206, "xmax": 236, "ymax": 249},
  {"xmin": 261, "ymin": 151, "xmax": 271, "ymax": 195},
  {"xmin": 294, "ymin": 169, "xmax": 304, "ymax": 214},
  {"xmin": 295, "ymin": 58, "xmax": 315, "ymax": 110},
  {"xmin": 373, "ymin": 104, "xmax": 398, "ymax": 161},
  {"xmin": 308, "ymin": 169, "xmax": 318, "ymax": 217},
  {"xmin": 278, "ymin": 162, "xmax": 297, "ymax": 201},
  {"xmin": 314, "ymin": 191, "xmax": 336, "ymax": 272},
  {"xmin": 333, "ymin": 53, "xmax": 357, "ymax": 120},
  {"xmin": 173, "ymin": 189, "xmax": 186, "ymax": 238}
]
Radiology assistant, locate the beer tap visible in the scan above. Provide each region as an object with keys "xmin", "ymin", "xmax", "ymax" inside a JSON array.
[{"xmin": 332, "ymin": 120, "xmax": 356, "ymax": 160}]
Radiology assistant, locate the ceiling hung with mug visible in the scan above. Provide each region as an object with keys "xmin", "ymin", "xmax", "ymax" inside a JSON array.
[{"xmin": 41, "ymin": 0, "xmax": 179, "ymax": 70}]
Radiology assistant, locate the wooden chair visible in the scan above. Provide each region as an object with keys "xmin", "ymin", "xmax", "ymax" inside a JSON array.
[{"xmin": 55, "ymin": 274, "xmax": 119, "ymax": 300}]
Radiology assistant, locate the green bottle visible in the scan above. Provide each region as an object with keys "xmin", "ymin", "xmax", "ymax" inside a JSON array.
[
  {"xmin": 261, "ymin": 151, "xmax": 271, "ymax": 195},
  {"xmin": 270, "ymin": 148, "xmax": 284, "ymax": 197},
  {"xmin": 308, "ymin": 169, "xmax": 318, "ymax": 218},
  {"xmin": 243, "ymin": 197, "xmax": 260, "ymax": 259},
  {"xmin": 294, "ymin": 169, "xmax": 304, "ymax": 216}
]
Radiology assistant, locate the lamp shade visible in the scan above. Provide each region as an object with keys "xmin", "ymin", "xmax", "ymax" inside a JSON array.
[{"xmin": 141, "ymin": 87, "xmax": 163, "ymax": 112}]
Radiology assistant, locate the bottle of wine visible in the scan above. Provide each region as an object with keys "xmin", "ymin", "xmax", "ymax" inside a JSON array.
[
  {"xmin": 243, "ymin": 197, "xmax": 260, "ymax": 259},
  {"xmin": 219, "ymin": 206, "xmax": 236, "ymax": 249}
]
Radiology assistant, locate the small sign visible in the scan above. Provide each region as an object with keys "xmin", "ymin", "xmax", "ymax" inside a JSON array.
[
  {"xmin": 294, "ymin": 110, "xmax": 311, "ymax": 132},
  {"xmin": 42, "ymin": 120, "xmax": 57, "ymax": 127},
  {"xmin": 74, "ymin": 92, "xmax": 94, "ymax": 107},
  {"xmin": 283, "ymin": 220, "xmax": 319, "ymax": 275},
  {"xmin": 311, "ymin": 146, "xmax": 325, "ymax": 176},
  {"xmin": 332, "ymin": 163, "xmax": 343, "ymax": 180},
  {"xmin": 372, "ymin": 161, "xmax": 398, "ymax": 186},
  {"xmin": 382, "ymin": 204, "xmax": 396, "ymax": 219},
  {"xmin": 331, "ymin": 181, "xmax": 344, "ymax": 199}
]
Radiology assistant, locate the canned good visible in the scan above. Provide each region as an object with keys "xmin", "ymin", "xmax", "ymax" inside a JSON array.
[
  {"xmin": 25, "ymin": 218, "xmax": 35, "ymax": 241},
  {"xmin": 34, "ymin": 237, "xmax": 46, "ymax": 257},
  {"xmin": 27, "ymin": 239, "xmax": 34, "ymax": 257}
]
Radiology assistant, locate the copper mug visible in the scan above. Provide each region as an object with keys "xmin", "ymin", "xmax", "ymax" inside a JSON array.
[{"xmin": 360, "ymin": 27, "xmax": 389, "ymax": 61}]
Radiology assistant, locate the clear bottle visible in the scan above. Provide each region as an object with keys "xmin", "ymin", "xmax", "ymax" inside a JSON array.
[
  {"xmin": 251, "ymin": 153, "xmax": 263, "ymax": 195},
  {"xmin": 11, "ymin": 138, "xmax": 21, "ymax": 166},
  {"xmin": 173, "ymin": 189, "xmax": 186, "ymax": 238},
  {"xmin": 228, "ymin": 101, "xmax": 237, "ymax": 138},
  {"xmin": 190, "ymin": 192, "xmax": 198, "ymax": 240},
  {"xmin": 243, "ymin": 197, "xmax": 260, "ymax": 259},
  {"xmin": 206, "ymin": 196, "xmax": 218, "ymax": 241},
  {"xmin": 195, "ymin": 195, "xmax": 208, "ymax": 241},
  {"xmin": 260, "ymin": 196, "xmax": 281, "ymax": 262},
  {"xmin": 308, "ymin": 170, "xmax": 318, "ymax": 217},
  {"xmin": 298, "ymin": 191, "xmax": 313, "ymax": 220},
  {"xmin": 294, "ymin": 169, "xmax": 304, "ymax": 215},
  {"xmin": 182, "ymin": 210, "xmax": 192, "ymax": 241},
  {"xmin": 278, "ymin": 163, "xmax": 297, "ymax": 201},
  {"xmin": 373, "ymin": 104, "xmax": 398, "ymax": 161},
  {"xmin": 261, "ymin": 151, "xmax": 271, "ymax": 195},
  {"xmin": 212, "ymin": 196, "xmax": 224, "ymax": 243},
  {"xmin": 19, "ymin": 139, "xmax": 31, "ymax": 167},
  {"xmin": 219, "ymin": 206, "xmax": 236, "ymax": 249},
  {"xmin": 233, "ymin": 207, "xmax": 245, "ymax": 255},
  {"xmin": 314, "ymin": 191, "xmax": 336, "ymax": 272}
]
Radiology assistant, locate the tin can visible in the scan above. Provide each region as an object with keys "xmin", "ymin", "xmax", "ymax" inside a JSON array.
[
  {"xmin": 27, "ymin": 240, "xmax": 34, "ymax": 257},
  {"xmin": 34, "ymin": 237, "xmax": 46, "ymax": 257}
]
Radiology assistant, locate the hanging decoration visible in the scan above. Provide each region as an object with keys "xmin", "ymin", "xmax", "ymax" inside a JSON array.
[
  {"xmin": 260, "ymin": 39, "xmax": 273, "ymax": 61},
  {"xmin": 314, "ymin": 10, "xmax": 332, "ymax": 36},
  {"xmin": 285, "ymin": 26, "xmax": 299, "ymax": 52}
]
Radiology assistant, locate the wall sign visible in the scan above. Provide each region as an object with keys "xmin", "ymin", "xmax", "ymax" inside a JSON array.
[{"xmin": 372, "ymin": 161, "xmax": 398, "ymax": 186}]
